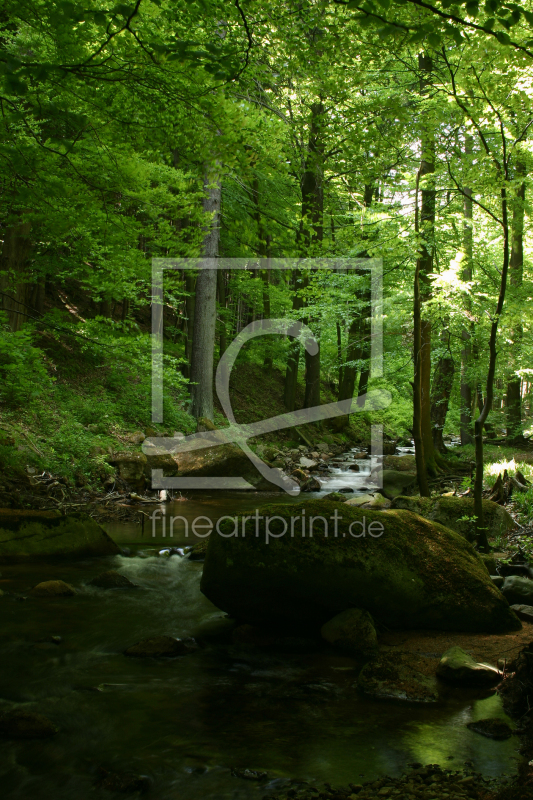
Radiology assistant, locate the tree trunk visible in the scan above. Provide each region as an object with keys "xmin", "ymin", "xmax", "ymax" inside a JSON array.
[
  {"xmin": 460, "ymin": 137, "xmax": 474, "ymax": 445},
  {"xmin": 418, "ymin": 53, "xmax": 438, "ymax": 475},
  {"xmin": 217, "ymin": 268, "xmax": 227, "ymax": 359},
  {"xmin": 0, "ymin": 219, "xmax": 32, "ymax": 331},
  {"xmin": 474, "ymin": 185, "xmax": 510, "ymax": 552},
  {"xmin": 284, "ymin": 270, "xmax": 304, "ymax": 411},
  {"xmin": 301, "ymin": 102, "xmax": 324, "ymax": 412},
  {"xmin": 190, "ymin": 167, "xmax": 221, "ymax": 421},
  {"xmin": 506, "ymin": 161, "xmax": 526, "ymax": 444},
  {"xmin": 413, "ymin": 167, "xmax": 431, "ymax": 497},
  {"xmin": 430, "ymin": 327, "xmax": 455, "ymax": 454}
]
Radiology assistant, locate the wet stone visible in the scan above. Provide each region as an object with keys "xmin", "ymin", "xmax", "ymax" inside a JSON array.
[
  {"xmin": 30, "ymin": 580, "xmax": 76, "ymax": 597},
  {"xmin": 124, "ymin": 635, "xmax": 193, "ymax": 658},
  {"xmin": 89, "ymin": 570, "xmax": 138, "ymax": 589},
  {"xmin": 0, "ymin": 709, "xmax": 58, "ymax": 738},
  {"xmin": 95, "ymin": 766, "xmax": 152, "ymax": 793},
  {"xmin": 466, "ymin": 717, "xmax": 513, "ymax": 740}
]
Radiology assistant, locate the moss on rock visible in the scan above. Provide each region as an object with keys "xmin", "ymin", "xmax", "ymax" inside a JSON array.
[
  {"xmin": 0, "ymin": 509, "xmax": 120, "ymax": 561},
  {"xmin": 200, "ymin": 500, "xmax": 520, "ymax": 633},
  {"xmin": 391, "ymin": 496, "xmax": 515, "ymax": 541}
]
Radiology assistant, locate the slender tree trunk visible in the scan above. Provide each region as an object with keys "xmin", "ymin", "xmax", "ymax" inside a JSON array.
[
  {"xmin": 284, "ymin": 271, "xmax": 303, "ymax": 411},
  {"xmin": 301, "ymin": 102, "xmax": 324, "ymax": 412},
  {"xmin": 430, "ymin": 327, "xmax": 455, "ymax": 454},
  {"xmin": 418, "ymin": 53, "xmax": 438, "ymax": 475},
  {"xmin": 460, "ymin": 137, "xmax": 474, "ymax": 445},
  {"xmin": 413, "ymin": 167, "xmax": 431, "ymax": 497},
  {"xmin": 217, "ymin": 268, "xmax": 227, "ymax": 359},
  {"xmin": 0, "ymin": 219, "xmax": 32, "ymax": 331},
  {"xmin": 356, "ymin": 184, "xmax": 374, "ymax": 408},
  {"xmin": 336, "ymin": 321, "xmax": 344, "ymax": 392},
  {"xmin": 474, "ymin": 186, "xmax": 510, "ymax": 552},
  {"xmin": 506, "ymin": 161, "xmax": 526, "ymax": 444},
  {"xmin": 190, "ymin": 167, "xmax": 221, "ymax": 421}
]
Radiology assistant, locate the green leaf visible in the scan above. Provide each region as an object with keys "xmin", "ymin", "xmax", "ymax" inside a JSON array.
[
  {"xmin": 4, "ymin": 75, "xmax": 27, "ymax": 95},
  {"xmin": 427, "ymin": 32, "xmax": 441, "ymax": 47},
  {"xmin": 494, "ymin": 30, "xmax": 511, "ymax": 44}
]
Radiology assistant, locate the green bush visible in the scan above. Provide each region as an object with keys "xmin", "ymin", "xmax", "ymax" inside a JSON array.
[{"xmin": 0, "ymin": 315, "xmax": 52, "ymax": 408}]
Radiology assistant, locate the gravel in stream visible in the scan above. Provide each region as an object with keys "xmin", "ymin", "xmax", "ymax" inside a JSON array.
[{"xmin": 264, "ymin": 763, "xmax": 513, "ymax": 800}]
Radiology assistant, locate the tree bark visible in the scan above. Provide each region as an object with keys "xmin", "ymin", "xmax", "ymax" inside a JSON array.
[
  {"xmin": 284, "ymin": 270, "xmax": 304, "ymax": 411},
  {"xmin": 0, "ymin": 219, "xmax": 32, "ymax": 331},
  {"xmin": 190, "ymin": 167, "xmax": 221, "ymax": 421},
  {"xmin": 413, "ymin": 166, "xmax": 431, "ymax": 497},
  {"xmin": 417, "ymin": 53, "xmax": 438, "ymax": 475},
  {"xmin": 430, "ymin": 327, "xmax": 455, "ymax": 454},
  {"xmin": 474, "ymin": 184, "xmax": 510, "ymax": 552},
  {"xmin": 460, "ymin": 137, "xmax": 474, "ymax": 445},
  {"xmin": 506, "ymin": 160, "xmax": 526, "ymax": 444}
]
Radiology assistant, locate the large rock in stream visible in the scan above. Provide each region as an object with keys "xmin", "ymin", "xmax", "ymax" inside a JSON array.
[
  {"xmin": 200, "ymin": 500, "xmax": 520, "ymax": 633},
  {"xmin": 0, "ymin": 510, "xmax": 120, "ymax": 561},
  {"xmin": 391, "ymin": 496, "xmax": 516, "ymax": 541}
]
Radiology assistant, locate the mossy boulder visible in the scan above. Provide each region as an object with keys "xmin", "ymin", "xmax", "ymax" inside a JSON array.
[
  {"xmin": 358, "ymin": 650, "xmax": 438, "ymax": 702},
  {"xmin": 0, "ymin": 510, "xmax": 120, "ymax": 562},
  {"xmin": 107, "ymin": 451, "xmax": 147, "ymax": 490},
  {"xmin": 200, "ymin": 500, "xmax": 520, "ymax": 633},
  {"xmin": 391, "ymin": 496, "xmax": 516, "ymax": 542},
  {"xmin": 321, "ymin": 608, "xmax": 378, "ymax": 655},
  {"xmin": 383, "ymin": 455, "xmax": 416, "ymax": 472},
  {"xmin": 377, "ymin": 470, "xmax": 418, "ymax": 499},
  {"xmin": 172, "ymin": 442, "xmax": 282, "ymax": 491},
  {"xmin": 436, "ymin": 646, "xmax": 501, "ymax": 685}
]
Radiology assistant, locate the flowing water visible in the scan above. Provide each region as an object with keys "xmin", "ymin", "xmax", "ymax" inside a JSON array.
[{"xmin": 0, "ymin": 454, "xmax": 521, "ymax": 798}]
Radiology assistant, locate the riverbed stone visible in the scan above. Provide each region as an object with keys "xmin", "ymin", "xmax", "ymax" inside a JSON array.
[
  {"xmin": 201, "ymin": 500, "xmax": 521, "ymax": 633},
  {"xmin": 391, "ymin": 496, "xmax": 516, "ymax": 542},
  {"xmin": 320, "ymin": 608, "xmax": 378, "ymax": 656},
  {"xmin": 0, "ymin": 709, "xmax": 58, "ymax": 738},
  {"xmin": 0, "ymin": 510, "xmax": 120, "ymax": 562},
  {"xmin": 160, "ymin": 440, "xmax": 282, "ymax": 490},
  {"xmin": 383, "ymin": 455, "xmax": 416, "ymax": 472},
  {"xmin": 344, "ymin": 494, "xmax": 376, "ymax": 507},
  {"xmin": 358, "ymin": 650, "xmax": 438, "ymax": 702},
  {"xmin": 466, "ymin": 717, "xmax": 513, "ymax": 739},
  {"xmin": 299, "ymin": 457, "xmax": 317, "ymax": 469},
  {"xmin": 510, "ymin": 604, "xmax": 533, "ymax": 622},
  {"xmin": 30, "ymin": 580, "xmax": 76, "ymax": 597},
  {"xmin": 124, "ymin": 635, "xmax": 188, "ymax": 658},
  {"xmin": 88, "ymin": 570, "xmax": 138, "ymax": 589},
  {"xmin": 436, "ymin": 646, "xmax": 501, "ymax": 685},
  {"xmin": 502, "ymin": 575, "xmax": 533, "ymax": 606},
  {"xmin": 321, "ymin": 492, "xmax": 346, "ymax": 502},
  {"xmin": 107, "ymin": 451, "xmax": 147, "ymax": 489},
  {"xmin": 377, "ymin": 470, "xmax": 418, "ymax": 499},
  {"xmin": 301, "ymin": 477, "xmax": 321, "ymax": 492}
]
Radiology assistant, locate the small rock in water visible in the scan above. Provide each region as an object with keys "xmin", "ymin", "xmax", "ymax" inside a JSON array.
[
  {"xmin": 321, "ymin": 492, "xmax": 347, "ymax": 502},
  {"xmin": 338, "ymin": 487, "xmax": 354, "ymax": 493},
  {"xmin": 321, "ymin": 608, "xmax": 378, "ymax": 656},
  {"xmin": 95, "ymin": 766, "xmax": 152, "ymax": 793},
  {"xmin": 299, "ymin": 456, "xmax": 317, "ymax": 469},
  {"xmin": 358, "ymin": 651, "xmax": 439, "ymax": 703},
  {"xmin": 124, "ymin": 635, "xmax": 194, "ymax": 658},
  {"xmin": 89, "ymin": 570, "xmax": 138, "ymax": 589},
  {"xmin": 301, "ymin": 477, "xmax": 321, "ymax": 492},
  {"xmin": 436, "ymin": 646, "xmax": 501, "ymax": 685},
  {"xmin": 30, "ymin": 580, "xmax": 76, "ymax": 597},
  {"xmin": 0, "ymin": 709, "xmax": 58, "ymax": 738},
  {"xmin": 231, "ymin": 767, "xmax": 268, "ymax": 781},
  {"xmin": 510, "ymin": 603, "xmax": 533, "ymax": 622},
  {"xmin": 466, "ymin": 717, "xmax": 513, "ymax": 740}
]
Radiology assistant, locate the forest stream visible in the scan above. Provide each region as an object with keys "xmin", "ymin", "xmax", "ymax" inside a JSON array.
[{"xmin": 0, "ymin": 449, "xmax": 521, "ymax": 799}]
